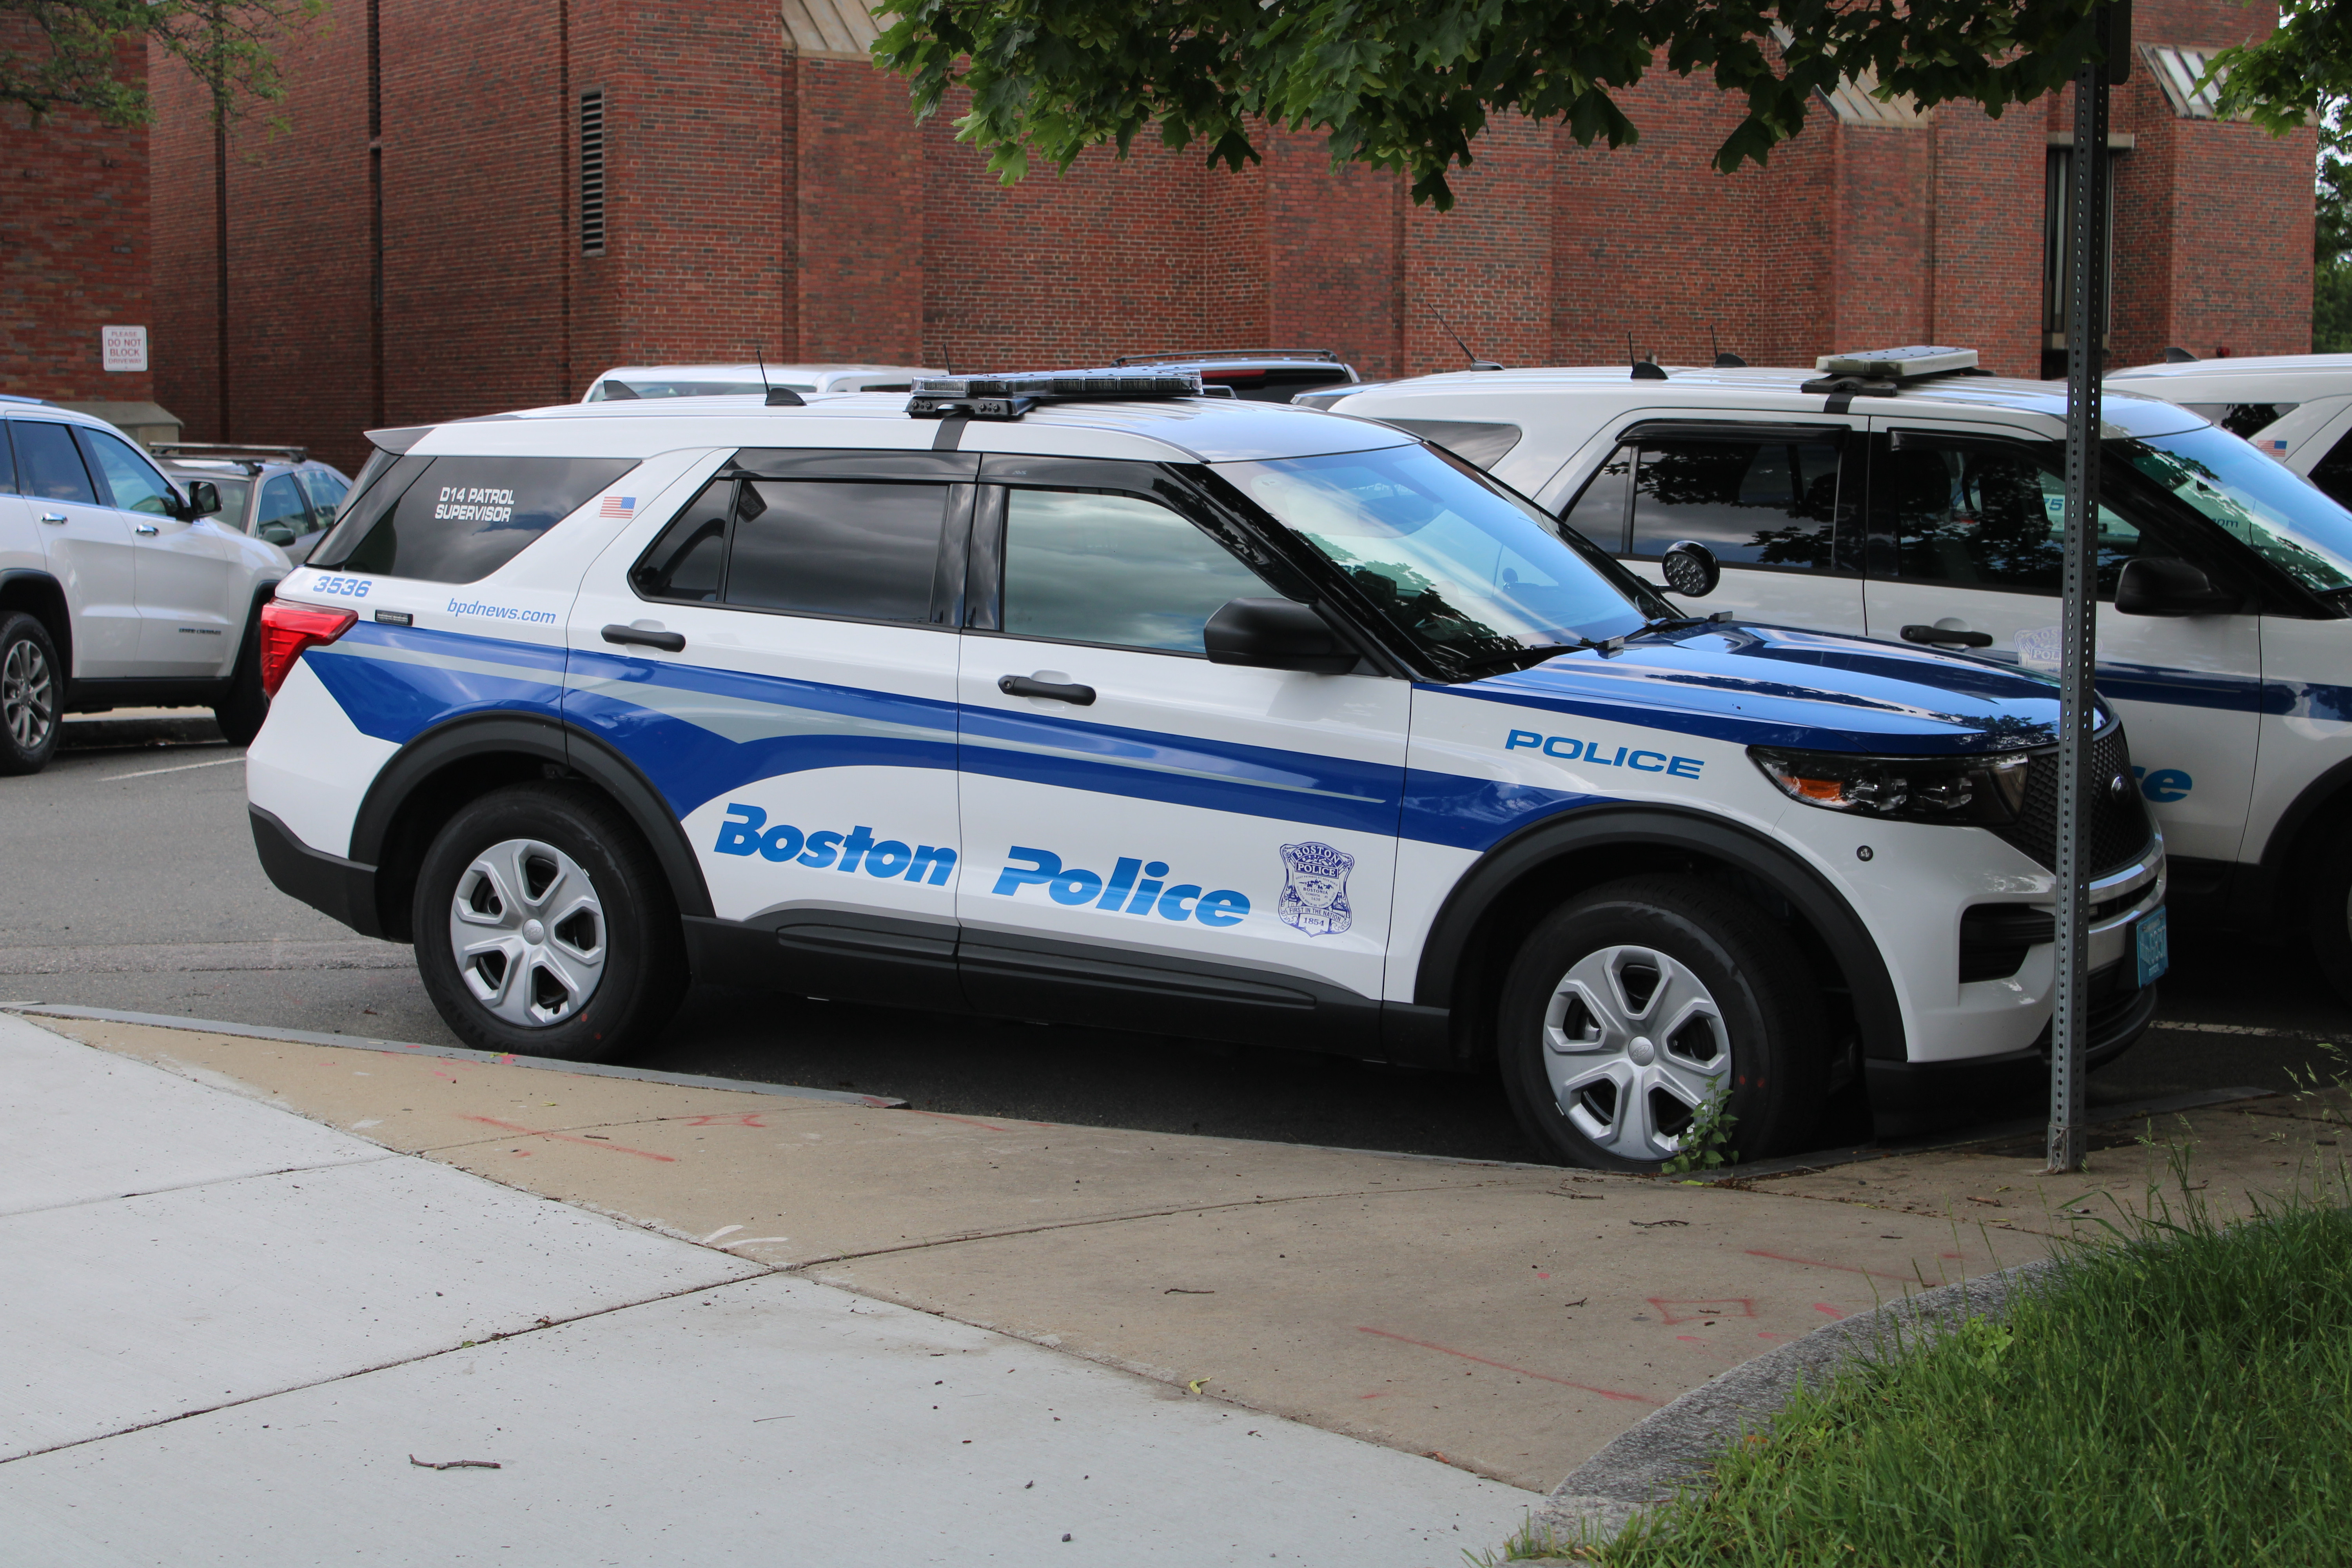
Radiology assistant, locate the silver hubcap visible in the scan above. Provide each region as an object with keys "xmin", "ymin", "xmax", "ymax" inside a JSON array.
[
  {"xmin": 1542, "ymin": 944, "xmax": 1731, "ymax": 1162},
  {"xmin": 4, "ymin": 636, "xmax": 54, "ymax": 753},
  {"xmin": 448, "ymin": 838, "xmax": 607, "ymax": 1027}
]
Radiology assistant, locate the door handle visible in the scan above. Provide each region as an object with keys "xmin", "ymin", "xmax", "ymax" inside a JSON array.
[
  {"xmin": 1900, "ymin": 624, "xmax": 1993, "ymax": 649},
  {"xmin": 133, "ymin": 524, "xmax": 160, "ymax": 536},
  {"xmin": 602, "ymin": 623, "xmax": 685, "ymax": 652},
  {"xmin": 39, "ymin": 512, "xmax": 65, "ymax": 524},
  {"xmin": 1000, "ymin": 674, "xmax": 1096, "ymax": 705}
]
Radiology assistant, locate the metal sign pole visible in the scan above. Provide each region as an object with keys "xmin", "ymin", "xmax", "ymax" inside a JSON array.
[{"xmin": 2048, "ymin": 6, "xmax": 2123, "ymax": 1175}]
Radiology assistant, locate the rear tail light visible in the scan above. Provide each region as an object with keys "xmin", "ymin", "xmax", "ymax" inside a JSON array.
[{"xmin": 258, "ymin": 599, "xmax": 358, "ymax": 696}]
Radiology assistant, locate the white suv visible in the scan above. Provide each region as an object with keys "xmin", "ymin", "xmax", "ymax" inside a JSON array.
[
  {"xmin": 1324, "ymin": 353, "xmax": 2352, "ymax": 998},
  {"xmin": 2107, "ymin": 353, "xmax": 2352, "ymax": 508},
  {"xmin": 0, "ymin": 399, "xmax": 290, "ymax": 772},
  {"xmin": 243, "ymin": 372, "xmax": 2164, "ymax": 1167}
]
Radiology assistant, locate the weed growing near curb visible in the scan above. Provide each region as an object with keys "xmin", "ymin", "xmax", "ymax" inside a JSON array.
[
  {"xmin": 1661, "ymin": 1086, "xmax": 1737, "ymax": 1176},
  {"xmin": 1589, "ymin": 1156, "xmax": 2352, "ymax": 1567}
]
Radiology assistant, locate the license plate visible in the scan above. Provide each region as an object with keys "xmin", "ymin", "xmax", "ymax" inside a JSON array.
[{"xmin": 2134, "ymin": 907, "xmax": 2170, "ymax": 987}]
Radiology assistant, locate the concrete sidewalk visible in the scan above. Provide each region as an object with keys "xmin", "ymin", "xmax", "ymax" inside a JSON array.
[{"xmin": 0, "ymin": 1013, "xmax": 1530, "ymax": 1565}]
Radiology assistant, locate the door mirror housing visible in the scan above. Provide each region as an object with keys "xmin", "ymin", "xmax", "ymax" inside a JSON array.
[
  {"xmin": 183, "ymin": 480, "xmax": 222, "ymax": 519},
  {"xmin": 258, "ymin": 521, "xmax": 297, "ymax": 546},
  {"xmin": 1203, "ymin": 597, "xmax": 1358, "ymax": 675},
  {"xmin": 2113, "ymin": 556, "xmax": 2236, "ymax": 617},
  {"xmin": 1657, "ymin": 539, "xmax": 1720, "ymax": 598}
]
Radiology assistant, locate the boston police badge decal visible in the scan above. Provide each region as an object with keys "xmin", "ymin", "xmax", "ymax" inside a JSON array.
[{"xmin": 1278, "ymin": 841, "xmax": 1354, "ymax": 937}]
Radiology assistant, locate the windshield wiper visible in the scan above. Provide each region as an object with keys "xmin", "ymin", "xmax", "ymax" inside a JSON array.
[{"xmin": 1459, "ymin": 639, "xmax": 1608, "ymax": 674}]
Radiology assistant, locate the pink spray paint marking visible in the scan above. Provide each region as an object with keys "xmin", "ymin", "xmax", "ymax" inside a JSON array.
[
  {"xmin": 1355, "ymin": 1327, "xmax": 1661, "ymax": 1405},
  {"xmin": 457, "ymin": 1114, "xmax": 675, "ymax": 1162}
]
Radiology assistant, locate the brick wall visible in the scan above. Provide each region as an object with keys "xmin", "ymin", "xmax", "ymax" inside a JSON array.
[
  {"xmin": 142, "ymin": 0, "xmax": 2312, "ymax": 471},
  {"xmin": 0, "ymin": 30, "xmax": 152, "ymax": 405}
]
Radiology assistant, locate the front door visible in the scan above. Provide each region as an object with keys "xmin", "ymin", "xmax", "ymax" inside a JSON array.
[
  {"xmin": 954, "ymin": 468, "xmax": 1409, "ymax": 1046},
  {"xmin": 566, "ymin": 457, "xmax": 971, "ymax": 1006},
  {"xmin": 77, "ymin": 426, "xmax": 246, "ymax": 677},
  {"xmin": 9, "ymin": 419, "xmax": 141, "ymax": 677},
  {"xmin": 1859, "ymin": 420, "xmax": 2262, "ymax": 866}
]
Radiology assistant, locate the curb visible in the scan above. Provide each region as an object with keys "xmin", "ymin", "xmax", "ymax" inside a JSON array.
[{"xmin": 1532, "ymin": 1257, "xmax": 2062, "ymax": 1550}]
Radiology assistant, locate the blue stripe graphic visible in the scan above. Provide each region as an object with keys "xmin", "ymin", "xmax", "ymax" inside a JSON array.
[{"xmin": 305, "ymin": 622, "xmax": 568, "ymax": 744}]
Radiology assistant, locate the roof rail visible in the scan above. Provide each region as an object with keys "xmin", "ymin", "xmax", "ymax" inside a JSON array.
[
  {"xmin": 1112, "ymin": 348, "xmax": 1340, "ymax": 366},
  {"xmin": 0, "ymin": 392, "xmax": 50, "ymax": 406},
  {"xmin": 149, "ymin": 441, "xmax": 309, "ymax": 464}
]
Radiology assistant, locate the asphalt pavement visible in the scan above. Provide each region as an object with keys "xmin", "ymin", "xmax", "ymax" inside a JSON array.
[{"xmin": 8, "ymin": 714, "xmax": 2342, "ymax": 1163}]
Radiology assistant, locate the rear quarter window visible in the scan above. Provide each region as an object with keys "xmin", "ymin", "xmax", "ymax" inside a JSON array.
[{"xmin": 312, "ymin": 455, "xmax": 639, "ymax": 582}]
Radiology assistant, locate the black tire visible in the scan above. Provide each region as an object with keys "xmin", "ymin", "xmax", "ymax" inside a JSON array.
[
  {"xmin": 0, "ymin": 610, "xmax": 62, "ymax": 776},
  {"xmin": 413, "ymin": 782, "xmax": 687, "ymax": 1062},
  {"xmin": 213, "ymin": 606, "xmax": 270, "ymax": 747},
  {"xmin": 2304, "ymin": 824, "xmax": 2352, "ymax": 1011},
  {"xmin": 1495, "ymin": 874, "xmax": 1827, "ymax": 1170}
]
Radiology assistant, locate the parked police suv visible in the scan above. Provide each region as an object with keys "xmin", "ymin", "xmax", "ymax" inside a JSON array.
[
  {"xmin": 244, "ymin": 368, "xmax": 2164, "ymax": 1168},
  {"xmin": 2, "ymin": 399, "xmax": 288, "ymax": 773},
  {"xmin": 1323, "ymin": 349, "xmax": 2352, "ymax": 1000}
]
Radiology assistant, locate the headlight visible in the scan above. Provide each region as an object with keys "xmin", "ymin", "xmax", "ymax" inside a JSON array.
[{"xmin": 1749, "ymin": 746, "xmax": 2032, "ymax": 825}]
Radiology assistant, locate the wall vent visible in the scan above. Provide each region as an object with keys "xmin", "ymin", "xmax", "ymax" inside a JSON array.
[{"xmin": 579, "ymin": 90, "xmax": 606, "ymax": 255}]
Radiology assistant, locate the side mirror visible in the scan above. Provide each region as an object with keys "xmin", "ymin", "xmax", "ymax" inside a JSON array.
[
  {"xmin": 1204, "ymin": 597, "xmax": 1359, "ymax": 675},
  {"xmin": 185, "ymin": 480, "xmax": 221, "ymax": 519},
  {"xmin": 259, "ymin": 522, "xmax": 297, "ymax": 546},
  {"xmin": 2113, "ymin": 557, "xmax": 2236, "ymax": 617},
  {"xmin": 1658, "ymin": 539, "xmax": 1720, "ymax": 598}
]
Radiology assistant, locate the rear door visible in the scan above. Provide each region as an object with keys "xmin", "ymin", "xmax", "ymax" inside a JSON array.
[
  {"xmin": 565, "ymin": 451, "xmax": 972, "ymax": 1007},
  {"xmin": 1858, "ymin": 419, "xmax": 2263, "ymax": 865},
  {"xmin": 76, "ymin": 425, "xmax": 247, "ymax": 677},
  {"xmin": 8, "ymin": 419, "xmax": 141, "ymax": 677},
  {"xmin": 1560, "ymin": 418, "xmax": 1869, "ymax": 633},
  {"xmin": 953, "ymin": 457, "xmax": 1408, "ymax": 1045}
]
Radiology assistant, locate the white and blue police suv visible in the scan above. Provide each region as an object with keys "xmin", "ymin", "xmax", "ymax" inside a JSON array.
[
  {"xmin": 1321, "ymin": 349, "xmax": 2352, "ymax": 1000},
  {"xmin": 245, "ymin": 369, "xmax": 2164, "ymax": 1168}
]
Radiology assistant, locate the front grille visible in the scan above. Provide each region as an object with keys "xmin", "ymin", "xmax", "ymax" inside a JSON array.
[{"xmin": 1989, "ymin": 725, "xmax": 2154, "ymax": 877}]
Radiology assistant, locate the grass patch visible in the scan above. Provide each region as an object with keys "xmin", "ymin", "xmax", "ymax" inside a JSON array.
[{"xmin": 1590, "ymin": 1161, "xmax": 2352, "ymax": 1567}]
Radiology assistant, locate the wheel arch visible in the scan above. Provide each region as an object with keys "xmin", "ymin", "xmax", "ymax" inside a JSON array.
[
  {"xmin": 0, "ymin": 568, "xmax": 72, "ymax": 678},
  {"xmin": 1412, "ymin": 804, "xmax": 1907, "ymax": 1067},
  {"xmin": 352, "ymin": 713, "xmax": 714, "ymax": 941},
  {"xmin": 2247, "ymin": 755, "xmax": 2352, "ymax": 922}
]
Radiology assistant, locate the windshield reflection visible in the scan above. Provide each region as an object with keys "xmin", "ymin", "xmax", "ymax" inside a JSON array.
[{"xmin": 2122, "ymin": 426, "xmax": 2352, "ymax": 595}]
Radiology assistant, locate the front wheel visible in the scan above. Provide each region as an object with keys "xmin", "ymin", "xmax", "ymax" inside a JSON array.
[
  {"xmin": 413, "ymin": 783, "xmax": 687, "ymax": 1061},
  {"xmin": 1496, "ymin": 875, "xmax": 1827, "ymax": 1170}
]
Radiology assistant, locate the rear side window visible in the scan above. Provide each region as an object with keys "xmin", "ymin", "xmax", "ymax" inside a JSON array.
[
  {"xmin": 1628, "ymin": 436, "xmax": 1846, "ymax": 570},
  {"xmin": 633, "ymin": 479, "xmax": 948, "ymax": 624},
  {"xmin": 11, "ymin": 421, "xmax": 96, "ymax": 504},
  {"xmin": 319, "ymin": 456, "xmax": 638, "ymax": 583}
]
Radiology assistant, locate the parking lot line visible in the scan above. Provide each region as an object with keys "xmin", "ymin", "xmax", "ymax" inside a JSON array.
[{"xmin": 103, "ymin": 754, "xmax": 243, "ymax": 782}]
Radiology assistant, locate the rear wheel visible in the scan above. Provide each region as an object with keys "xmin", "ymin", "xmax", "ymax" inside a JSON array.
[
  {"xmin": 0, "ymin": 610, "xmax": 61, "ymax": 775},
  {"xmin": 1497, "ymin": 875, "xmax": 1827, "ymax": 1169},
  {"xmin": 413, "ymin": 783, "xmax": 686, "ymax": 1061}
]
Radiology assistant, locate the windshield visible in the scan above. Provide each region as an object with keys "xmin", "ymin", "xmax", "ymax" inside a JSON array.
[
  {"xmin": 1224, "ymin": 445, "xmax": 1650, "ymax": 673},
  {"xmin": 588, "ymin": 378, "xmax": 816, "ymax": 401},
  {"xmin": 2119, "ymin": 425, "xmax": 2352, "ymax": 595}
]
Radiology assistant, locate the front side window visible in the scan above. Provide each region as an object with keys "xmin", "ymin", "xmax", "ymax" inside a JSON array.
[
  {"xmin": 1629, "ymin": 437, "xmax": 1845, "ymax": 570},
  {"xmin": 10, "ymin": 422, "xmax": 96, "ymax": 504},
  {"xmin": 632, "ymin": 478, "xmax": 947, "ymax": 624},
  {"xmin": 1875, "ymin": 438, "xmax": 2138, "ymax": 595},
  {"xmin": 1000, "ymin": 490, "xmax": 1272, "ymax": 653},
  {"xmin": 2118, "ymin": 425, "xmax": 2352, "ymax": 596},
  {"xmin": 255, "ymin": 473, "xmax": 312, "ymax": 544},
  {"xmin": 318, "ymin": 455, "xmax": 637, "ymax": 583},
  {"xmin": 1226, "ymin": 443, "xmax": 1650, "ymax": 673},
  {"xmin": 299, "ymin": 468, "xmax": 349, "ymax": 521},
  {"xmin": 79, "ymin": 429, "xmax": 179, "ymax": 517}
]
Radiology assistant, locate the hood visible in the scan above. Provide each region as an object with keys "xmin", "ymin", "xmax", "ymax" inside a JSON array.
[{"xmin": 1452, "ymin": 622, "xmax": 2084, "ymax": 756}]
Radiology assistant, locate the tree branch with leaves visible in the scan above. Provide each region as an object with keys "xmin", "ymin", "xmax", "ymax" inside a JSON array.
[
  {"xmin": 0, "ymin": 0, "xmax": 325, "ymax": 127},
  {"xmin": 874, "ymin": 0, "xmax": 2131, "ymax": 209}
]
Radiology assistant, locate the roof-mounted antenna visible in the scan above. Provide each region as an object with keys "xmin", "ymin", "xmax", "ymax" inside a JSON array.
[
  {"xmin": 1430, "ymin": 307, "xmax": 1503, "ymax": 371},
  {"xmin": 2163, "ymin": 345, "xmax": 2198, "ymax": 363},
  {"xmin": 1710, "ymin": 326, "xmax": 1747, "ymax": 369},
  {"xmin": 1630, "ymin": 332, "xmax": 1668, "ymax": 381},
  {"xmin": 757, "ymin": 346, "xmax": 804, "ymax": 407}
]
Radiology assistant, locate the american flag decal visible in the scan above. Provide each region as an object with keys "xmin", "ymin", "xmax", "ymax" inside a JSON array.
[{"xmin": 599, "ymin": 495, "xmax": 637, "ymax": 518}]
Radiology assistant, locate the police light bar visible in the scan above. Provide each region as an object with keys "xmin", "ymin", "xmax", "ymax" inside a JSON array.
[
  {"xmin": 907, "ymin": 368, "xmax": 1205, "ymax": 421},
  {"xmin": 1813, "ymin": 346, "xmax": 1979, "ymax": 379}
]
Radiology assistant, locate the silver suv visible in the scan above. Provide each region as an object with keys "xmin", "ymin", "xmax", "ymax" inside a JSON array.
[{"xmin": 149, "ymin": 445, "xmax": 354, "ymax": 565}]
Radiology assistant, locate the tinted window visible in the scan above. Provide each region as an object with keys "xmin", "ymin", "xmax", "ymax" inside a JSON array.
[
  {"xmin": 2311, "ymin": 428, "xmax": 2352, "ymax": 511},
  {"xmin": 2183, "ymin": 401, "xmax": 2298, "ymax": 439},
  {"xmin": 255, "ymin": 473, "xmax": 312, "ymax": 543},
  {"xmin": 80, "ymin": 429, "xmax": 180, "ymax": 516},
  {"xmin": 1875, "ymin": 439, "xmax": 2137, "ymax": 595},
  {"xmin": 1559, "ymin": 448, "xmax": 1633, "ymax": 550},
  {"xmin": 299, "ymin": 468, "xmax": 349, "ymax": 518},
  {"xmin": 1001, "ymin": 490, "xmax": 1271, "ymax": 652},
  {"xmin": 723, "ymin": 480, "xmax": 944, "ymax": 622},
  {"xmin": 325, "ymin": 456, "xmax": 637, "ymax": 583},
  {"xmin": 632, "ymin": 480, "xmax": 731, "ymax": 603},
  {"xmin": 1630, "ymin": 437, "xmax": 1844, "ymax": 569},
  {"xmin": 11, "ymin": 421, "xmax": 96, "ymax": 503}
]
